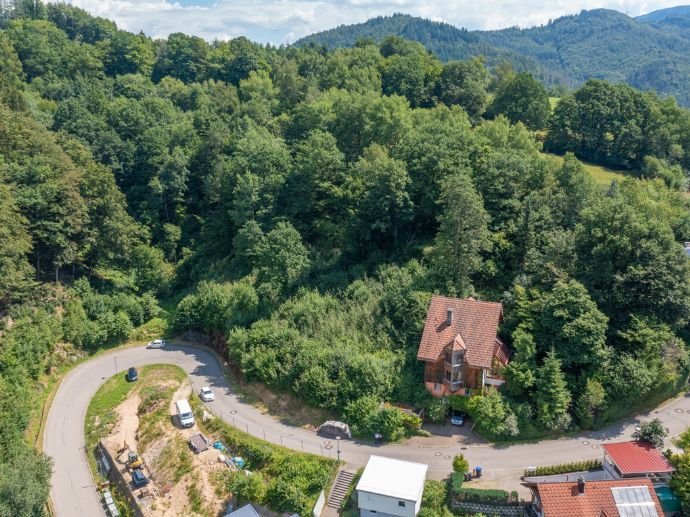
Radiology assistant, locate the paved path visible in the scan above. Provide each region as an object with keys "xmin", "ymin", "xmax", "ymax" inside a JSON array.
[{"xmin": 44, "ymin": 344, "xmax": 690, "ymax": 517}]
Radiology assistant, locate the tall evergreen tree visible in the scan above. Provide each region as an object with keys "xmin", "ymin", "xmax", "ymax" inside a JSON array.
[
  {"xmin": 430, "ymin": 172, "xmax": 490, "ymax": 296},
  {"xmin": 535, "ymin": 350, "xmax": 572, "ymax": 431}
]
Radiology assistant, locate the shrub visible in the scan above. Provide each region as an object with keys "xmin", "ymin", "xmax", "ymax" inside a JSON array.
[
  {"xmin": 425, "ymin": 397, "xmax": 448, "ymax": 423},
  {"xmin": 452, "ymin": 454, "xmax": 469, "ymax": 474},
  {"xmin": 449, "ymin": 472, "xmax": 463, "ymax": 495},
  {"xmin": 454, "ymin": 487, "xmax": 511, "ymax": 504}
]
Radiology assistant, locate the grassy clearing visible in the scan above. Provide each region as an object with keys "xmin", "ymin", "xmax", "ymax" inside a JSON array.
[
  {"xmin": 543, "ymin": 152, "xmax": 631, "ymax": 186},
  {"xmin": 85, "ymin": 364, "xmax": 186, "ymax": 456},
  {"xmin": 153, "ymin": 436, "xmax": 194, "ymax": 484},
  {"xmin": 137, "ymin": 368, "xmax": 187, "ymax": 450}
]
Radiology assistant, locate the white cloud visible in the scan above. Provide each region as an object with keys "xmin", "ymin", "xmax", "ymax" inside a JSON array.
[{"xmin": 66, "ymin": 0, "xmax": 684, "ymax": 44}]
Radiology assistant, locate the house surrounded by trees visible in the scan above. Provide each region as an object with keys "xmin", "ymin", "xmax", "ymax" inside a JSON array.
[{"xmin": 417, "ymin": 295, "xmax": 509, "ymax": 397}]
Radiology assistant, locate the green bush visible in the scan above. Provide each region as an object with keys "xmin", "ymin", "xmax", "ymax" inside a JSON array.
[
  {"xmin": 454, "ymin": 487, "xmax": 511, "ymax": 504},
  {"xmin": 425, "ymin": 397, "xmax": 448, "ymax": 423},
  {"xmin": 452, "ymin": 454, "xmax": 469, "ymax": 474},
  {"xmin": 196, "ymin": 400, "xmax": 336, "ymax": 515},
  {"xmin": 524, "ymin": 459, "xmax": 602, "ymax": 477},
  {"xmin": 450, "ymin": 472, "xmax": 464, "ymax": 495}
]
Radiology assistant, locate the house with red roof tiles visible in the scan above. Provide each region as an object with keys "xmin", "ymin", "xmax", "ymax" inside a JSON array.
[
  {"xmin": 526, "ymin": 478, "xmax": 664, "ymax": 517},
  {"xmin": 602, "ymin": 441, "xmax": 675, "ymax": 483},
  {"xmin": 417, "ymin": 295, "xmax": 510, "ymax": 397}
]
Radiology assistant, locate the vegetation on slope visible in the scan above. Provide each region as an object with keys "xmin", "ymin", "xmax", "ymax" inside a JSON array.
[
  {"xmin": 2, "ymin": 1, "xmax": 690, "ymax": 513},
  {"xmin": 297, "ymin": 9, "xmax": 690, "ymax": 106}
]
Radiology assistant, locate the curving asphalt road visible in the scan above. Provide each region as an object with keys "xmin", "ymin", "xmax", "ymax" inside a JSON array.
[{"xmin": 44, "ymin": 344, "xmax": 690, "ymax": 517}]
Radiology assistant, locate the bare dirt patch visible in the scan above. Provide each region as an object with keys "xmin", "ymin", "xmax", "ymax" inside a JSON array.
[
  {"xmin": 101, "ymin": 369, "xmax": 231, "ymax": 516},
  {"xmin": 237, "ymin": 377, "xmax": 334, "ymax": 429}
]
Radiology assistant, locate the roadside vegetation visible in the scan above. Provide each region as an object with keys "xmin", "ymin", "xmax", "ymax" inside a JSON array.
[
  {"xmin": 191, "ymin": 398, "xmax": 337, "ymax": 515},
  {"xmin": 2, "ymin": 1, "xmax": 690, "ymax": 513}
]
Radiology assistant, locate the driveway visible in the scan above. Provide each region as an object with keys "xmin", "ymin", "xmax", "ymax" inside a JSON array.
[{"xmin": 44, "ymin": 344, "xmax": 690, "ymax": 516}]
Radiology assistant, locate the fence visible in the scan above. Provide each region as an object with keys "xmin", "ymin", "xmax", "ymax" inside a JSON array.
[{"xmin": 184, "ymin": 343, "xmax": 346, "ymax": 461}]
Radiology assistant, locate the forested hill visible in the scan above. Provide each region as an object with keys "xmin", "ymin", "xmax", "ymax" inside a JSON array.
[
  {"xmin": 4, "ymin": 1, "xmax": 690, "ymax": 514},
  {"xmin": 296, "ymin": 9, "xmax": 690, "ymax": 105}
]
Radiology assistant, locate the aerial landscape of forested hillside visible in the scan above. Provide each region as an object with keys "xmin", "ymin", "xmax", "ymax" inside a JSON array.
[
  {"xmin": 4, "ymin": 0, "xmax": 690, "ymax": 514},
  {"xmin": 297, "ymin": 8, "xmax": 690, "ymax": 105}
]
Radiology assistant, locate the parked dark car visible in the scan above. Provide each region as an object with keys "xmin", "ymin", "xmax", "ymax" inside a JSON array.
[
  {"xmin": 131, "ymin": 468, "xmax": 148, "ymax": 488},
  {"xmin": 317, "ymin": 420, "xmax": 352, "ymax": 439},
  {"xmin": 126, "ymin": 367, "xmax": 138, "ymax": 382},
  {"xmin": 450, "ymin": 410, "xmax": 466, "ymax": 426}
]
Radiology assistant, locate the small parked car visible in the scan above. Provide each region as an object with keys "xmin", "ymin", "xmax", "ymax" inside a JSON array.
[
  {"xmin": 199, "ymin": 387, "xmax": 215, "ymax": 402},
  {"xmin": 146, "ymin": 339, "xmax": 166, "ymax": 349},
  {"xmin": 317, "ymin": 420, "xmax": 352, "ymax": 439},
  {"xmin": 131, "ymin": 468, "xmax": 149, "ymax": 488},
  {"xmin": 450, "ymin": 410, "xmax": 466, "ymax": 426},
  {"xmin": 126, "ymin": 367, "xmax": 138, "ymax": 382}
]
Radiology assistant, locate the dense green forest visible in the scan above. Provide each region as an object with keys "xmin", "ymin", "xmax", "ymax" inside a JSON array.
[
  {"xmin": 3, "ymin": 1, "xmax": 690, "ymax": 514},
  {"xmin": 296, "ymin": 9, "xmax": 690, "ymax": 106}
]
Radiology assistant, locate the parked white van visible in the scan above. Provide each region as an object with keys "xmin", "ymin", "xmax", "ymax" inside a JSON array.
[{"xmin": 175, "ymin": 399, "xmax": 195, "ymax": 428}]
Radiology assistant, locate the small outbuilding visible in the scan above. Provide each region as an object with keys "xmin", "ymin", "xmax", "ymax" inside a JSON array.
[
  {"xmin": 602, "ymin": 441, "xmax": 675, "ymax": 482},
  {"xmin": 189, "ymin": 433, "xmax": 209, "ymax": 454},
  {"xmin": 356, "ymin": 455, "xmax": 428, "ymax": 517}
]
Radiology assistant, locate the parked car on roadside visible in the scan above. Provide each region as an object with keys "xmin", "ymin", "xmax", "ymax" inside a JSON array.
[
  {"xmin": 450, "ymin": 410, "xmax": 466, "ymax": 426},
  {"xmin": 199, "ymin": 387, "xmax": 215, "ymax": 402},
  {"xmin": 317, "ymin": 420, "xmax": 352, "ymax": 439},
  {"xmin": 146, "ymin": 339, "xmax": 166, "ymax": 349},
  {"xmin": 126, "ymin": 367, "xmax": 138, "ymax": 382}
]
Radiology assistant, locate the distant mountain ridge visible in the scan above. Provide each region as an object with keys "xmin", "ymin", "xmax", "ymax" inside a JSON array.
[{"xmin": 295, "ymin": 7, "xmax": 690, "ymax": 105}]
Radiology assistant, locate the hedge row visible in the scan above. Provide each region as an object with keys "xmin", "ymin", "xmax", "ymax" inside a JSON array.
[
  {"xmin": 454, "ymin": 487, "xmax": 512, "ymax": 504},
  {"xmin": 524, "ymin": 459, "xmax": 602, "ymax": 477}
]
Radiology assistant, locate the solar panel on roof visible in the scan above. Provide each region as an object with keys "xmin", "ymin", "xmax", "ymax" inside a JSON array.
[{"xmin": 611, "ymin": 486, "xmax": 659, "ymax": 517}]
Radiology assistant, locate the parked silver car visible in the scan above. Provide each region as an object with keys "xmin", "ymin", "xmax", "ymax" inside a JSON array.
[
  {"xmin": 146, "ymin": 339, "xmax": 166, "ymax": 349},
  {"xmin": 199, "ymin": 387, "xmax": 215, "ymax": 402}
]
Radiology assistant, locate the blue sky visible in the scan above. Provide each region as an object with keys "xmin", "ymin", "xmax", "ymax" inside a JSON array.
[{"xmin": 67, "ymin": 1, "xmax": 685, "ymax": 44}]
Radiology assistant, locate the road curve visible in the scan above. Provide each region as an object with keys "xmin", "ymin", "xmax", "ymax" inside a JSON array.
[{"xmin": 44, "ymin": 344, "xmax": 690, "ymax": 517}]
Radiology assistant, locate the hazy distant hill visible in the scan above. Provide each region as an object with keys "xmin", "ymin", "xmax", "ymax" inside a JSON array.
[
  {"xmin": 295, "ymin": 8, "xmax": 690, "ymax": 105},
  {"xmin": 636, "ymin": 5, "xmax": 690, "ymax": 22}
]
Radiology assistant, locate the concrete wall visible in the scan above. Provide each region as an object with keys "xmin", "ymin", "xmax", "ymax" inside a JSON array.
[
  {"xmin": 312, "ymin": 489, "xmax": 325, "ymax": 517},
  {"xmin": 358, "ymin": 490, "xmax": 416, "ymax": 517}
]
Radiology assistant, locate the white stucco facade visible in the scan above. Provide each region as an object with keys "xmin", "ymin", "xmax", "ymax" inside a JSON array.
[{"xmin": 356, "ymin": 456, "xmax": 428, "ymax": 517}]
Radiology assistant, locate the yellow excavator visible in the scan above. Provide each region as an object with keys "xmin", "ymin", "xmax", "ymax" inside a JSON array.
[{"xmin": 127, "ymin": 452, "xmax": 143, "ymax": 470}]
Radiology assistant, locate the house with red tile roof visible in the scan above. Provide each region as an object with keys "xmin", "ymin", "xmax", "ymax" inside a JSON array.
[
  {"xmin": 602, "ymin": 441, "xmax": 675, "ymax": 483},
  {"xmin": 417, "ymin": 295, "xmax": 510, "ymax": 397},
  {"xmin": 527, "ymin": 478, "xmax": 664, "ymax": 517}
]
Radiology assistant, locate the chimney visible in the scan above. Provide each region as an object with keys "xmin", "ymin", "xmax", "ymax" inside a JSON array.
[
  {"xmin": 577, "ymin": 476, "xmax": 585, "ymax": 495},
  {"xmin": 446, "ymin": 308, "xmax": 454, "ymax": 325}
]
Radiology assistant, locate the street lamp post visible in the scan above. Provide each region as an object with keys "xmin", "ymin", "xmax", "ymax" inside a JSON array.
[{"xmin": 336, "ymin": 436, "xmax": 341, "ymax": 462}]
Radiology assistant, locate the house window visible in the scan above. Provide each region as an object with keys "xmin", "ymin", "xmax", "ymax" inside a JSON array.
[
  {"xmin": 398, "ymin": 501, "xmax": 406, "ymax": 507},
  {"xmin": 445, "ymin": 370, "xmax": 451, "ymax": 381}
]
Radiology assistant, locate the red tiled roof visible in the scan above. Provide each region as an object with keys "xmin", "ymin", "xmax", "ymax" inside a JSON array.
[
  {"xmin": 535, "ymin": 479, "xmax": 663, "ymax": 517},
  {"xmin": 417, "ymin": 295, "xmax": 506, "ymax": 369},
  {"xmin": 602, "ymin": 441, "xmax": 675, "ymax": 475}
]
